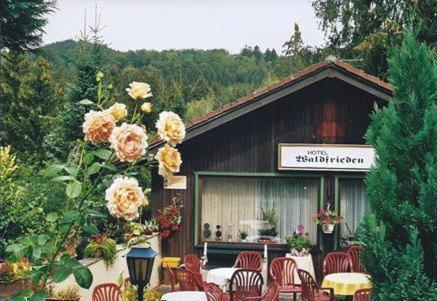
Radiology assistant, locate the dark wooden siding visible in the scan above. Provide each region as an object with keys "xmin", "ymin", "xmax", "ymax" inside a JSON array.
[{"xmin": 151, "ymin": 78, "xmax": 386, "ymax": 258}]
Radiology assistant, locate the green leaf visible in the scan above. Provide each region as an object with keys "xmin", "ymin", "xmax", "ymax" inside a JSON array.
[
  {"xmin": 78, "ymin": 99, "xmax": 94, "ymax": 105},
  {"xmin": 74, "ymin": 266, "xmax": 93, "ymax": 289},
  {"xmin": 53, "ymin": 175, "xmax": 74, "ymax": 182},
  {"xmin": 64, "ymin": 166, "xmax": 78, "ymax": 177},
  {"xmin": 5, "ymin": 243, "xmax": 27, "ymax": 259},
  {"xmin": 66, "ymin": 181, "xmax": 82, "ymax": 199},
  {"xmin": 87, "ymin": 162, "xmax": 102, "ymax": 176},
  {"xmin": 94, "ymin": 149, "xmax": 113, "ymax": 160},
  {"xmin": 85, "ymin": 209, "xmax": 106, "ymax": 219},
  {"xmin": 82, "ymin": 223, "xmax": 99, "ymax": 234},
  {"xmin": 42, "ymin": 164, "xmax": 64, "ymax": 178},
  {"xmin": 46, "ymin": 212, "xmax": 59, "ymax": 222},
  {"xmin": 53, "ymin": 268, "xmax": 72, "ymax": 283},
  {"xmin": 29, "ymin": 269, "xmax": 43, "ymax": 286},
  {"xmin": 20, "ymin": 288, "xmax": 33, "ymax": 297},
  {"xmin": 83, "ymin": 152, "xmax": 95, "ymax": 165},
  {"xmin": 11, "ymin": 296, "xmax": 26, "ymax": 301},
  {"xmin": 103, "ymin": 163, "xmax": 117, "ymax": 171},
  {"xmin": 37, "ymin": 235, "xmax": 49, "ymax": 245},
  {"xmin": 32, "ymin": 246, "xmax": 42, "ymax": 260},
  {"xmin": 29, "ymin": 290, "xmax": 46, "ymax": 301},
  {"xmin": 63, "ymin": 211, "xmax": 80, "ymax": 224}
]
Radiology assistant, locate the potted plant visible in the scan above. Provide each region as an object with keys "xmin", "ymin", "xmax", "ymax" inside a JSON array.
[
  {"xmin": 0, "ymin": 258, "xmax": 32, "ymax": 298},
  {"xmin": 285, "ymin": 225, "xmax": 311, "ymax": 256},
  {"xmin": 237, "ymin": 229, "xmax": 249, "ymax": 242},
  {"xmin": 340, "ymin": 222, "xmax": 362, "ymax": 247},
  {"xmin": 313, "ymin": 205, "xmax": 342, "ymax": 234},
  {"xmin": 83, "ymin": 233, "xmax": 117, "ymax": 266},
  {"xmin": 259, "ymin": 208, "xmax": 279, "ymax": 238},
  {"xmin": 117, "ymin": 274, "xmax": 161, "ymax": 301},
  {"xmin": 153, "ymin": 194, "xmax": 184, "ymax": 239},
  {"xmin": 45, "ymin": 285, "xmax": 80, "ymax": 301}
]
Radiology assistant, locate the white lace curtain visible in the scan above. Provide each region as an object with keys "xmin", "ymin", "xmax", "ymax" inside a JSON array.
[
  {"xmin": 339, "ymin": 179, "xmax": 371, "ymax": 238},
  {"xmin": 200, "ymin": 176, "xmax": 319, "ymax": 243}
]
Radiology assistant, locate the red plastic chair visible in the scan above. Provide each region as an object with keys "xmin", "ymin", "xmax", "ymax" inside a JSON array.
[
  {"xmin": 191, "ymin": 270, "xmax": 206, "ymax": 290},
  {"xmin": 184, "ymin": 253, "xmax": 202, "ymax": 273},
  {"xmin": 229, "ymin": 269, "xmax": 263, "ymax": 301},
  {"xmin": 347, "ymin": 246, "xmax": 367, "ymax": 274},
  {"xmin": 269, "ymin": 257, "xmax": 301, "ymax": 300},
  {"xmin": 174, "ymin": 268, "xmax": 203, "ymax": 291},
  {"xmin": 233, "ymin": 251, "xmax": 263, "ymax": 272},
  {"xmin": 92, "ymin": 283, "xmax": 122, "ymax": 301},
  {"xmin": 297, "ymin": 269, "xmax": 334, "ymax": 301},
  {"xmin": 242, "ymin": 281, "xmax": 279, "ymax": 301},
  {"xmin": 167, "ymin": 266, "xmax": 179, "ymax": 292},
  {"xmin": 353, "ymin": 288, "xmax": 371, "ymax": 301},
  {"xmin": 204, "ymin": 283, "xmax": 230, "ymax": 301},
  {"xmin": 322, "ymin": 252, "xmax": 351, "ymax": 277}
]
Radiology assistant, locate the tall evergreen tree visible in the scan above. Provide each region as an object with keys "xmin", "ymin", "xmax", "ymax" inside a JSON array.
[
  {"xmin": 282, "ymin": 23, "xmax": 304, "ymax": 57},
  {"xmin": 0, "ymin": 0, "xmax": 56, "ymax": 51},
  {"xmin": 0, "ymin": 54, "xmax": 56, "ymax": 157},
  {"xmin": 359, "ymin": 30, "xmax": 437, "ymax": 300}
]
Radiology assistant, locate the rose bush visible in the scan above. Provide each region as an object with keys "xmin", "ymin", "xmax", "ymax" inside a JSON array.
[{"xmin": 5, "ymin": 75, "xmax": 185, "ymax": 300}]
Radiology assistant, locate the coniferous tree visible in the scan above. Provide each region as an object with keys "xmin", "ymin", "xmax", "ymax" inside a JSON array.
[
  {"xmin": 359, "ymin": 29, "xmax": 437, "ymax": 300},
  {"xmin": 44, "ymin": 13, "xmax": 106, "ymax": 159},
  {"xmin": 0, "ymin": 0, "xmax": 56, "ymax": 51},
  {"xmin": 282, "ymin": 23, "xmax": 304, "ymax": 57},
  {"xmin": 0, "ymin": 54, "xmax": 57, "ymax": 157}
]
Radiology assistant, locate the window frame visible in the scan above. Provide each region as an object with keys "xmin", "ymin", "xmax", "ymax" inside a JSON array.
[
  {"xmin": 194, "ymin": 171, "xmax": 325, "ymax": 246},
  {"xmin": 334, "ymin": 173, "xmax": 368, "ymax": 249}
]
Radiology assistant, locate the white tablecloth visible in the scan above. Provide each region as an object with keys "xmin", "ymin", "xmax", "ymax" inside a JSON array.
[
  {"xmin": 205, "ymin": 267, "xmax": 239, "ymax": 288},
  {"xmin": 161, "ymin": 291, "xmax": 207, "ymax": 301},
  {"xmin": 285, "ymin": 253, "xmax": 316, "ymax": 284}
]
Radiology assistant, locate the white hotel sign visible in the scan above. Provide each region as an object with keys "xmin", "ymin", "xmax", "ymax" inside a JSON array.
[{"xmin": 278, "ymin": 144, "xmax": 375, "ymax": 172}]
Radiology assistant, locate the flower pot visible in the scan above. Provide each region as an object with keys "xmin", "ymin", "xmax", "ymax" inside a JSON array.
[
  {"xmin": 322, "ymin": 224, "xmax": 335, "ymax": 234},
  {"xmin": 290, "ymin": 248, "xmax": 310, "ymax": 256},
  {"xmin": 0, "ymin": 279, "xmax": 31, "ymax": 298}
]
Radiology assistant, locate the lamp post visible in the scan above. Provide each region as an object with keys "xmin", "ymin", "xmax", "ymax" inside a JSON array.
[{"xmin": 126, "ymin": 245, "xmax": 158, "ymax": 301}]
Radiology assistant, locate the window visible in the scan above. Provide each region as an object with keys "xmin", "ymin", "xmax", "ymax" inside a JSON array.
[
  {"xmin": 199, "ymin": 175, "xmax": 320, "ymax": 244},
  {"xmin": 339, "ymin": 179, "xmax": 370, "ymax": 239}
]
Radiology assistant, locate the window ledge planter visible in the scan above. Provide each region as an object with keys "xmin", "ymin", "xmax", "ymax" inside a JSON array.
[{"xmin": 0, "ymin": 279, "xmax": 31, "ymax": 298}]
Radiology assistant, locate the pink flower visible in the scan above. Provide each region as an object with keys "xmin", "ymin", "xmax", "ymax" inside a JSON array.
[{"xmin": 296, "ymin": 224, "xmax": 305, "ymax": 235}]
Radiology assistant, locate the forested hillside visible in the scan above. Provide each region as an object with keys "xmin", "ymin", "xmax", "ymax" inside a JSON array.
[{"xmin": 37, "ymin": 39, "xmax": 325, "ymax": 121}]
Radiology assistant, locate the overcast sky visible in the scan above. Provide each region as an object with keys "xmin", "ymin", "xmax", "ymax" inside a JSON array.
[{"xmin": 43, "ymin": 0, "xmax": 326, "ymax": 54}]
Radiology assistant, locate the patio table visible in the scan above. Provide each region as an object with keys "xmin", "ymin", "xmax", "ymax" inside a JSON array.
[
  {"xmin": 161, "ymin": 291, "xmax": 207, "ymax": 301},
  {"xmin": 285, "ymin": 253, "xmax": 315, "ymax": 284},
  {"xmin": 205, "ymin": 267, "xmax": 239, "ymax": 290},
  {"xmin": 321, "ymin": 272, "xmax": 371, "ymax": 295}
]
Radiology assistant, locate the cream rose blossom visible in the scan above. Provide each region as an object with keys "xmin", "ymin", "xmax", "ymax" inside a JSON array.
[
  {"xmin": 108, "ymin": 103, "xmax": 128, "ymax": 121},
  {"xmin": 126, "ymin": 82, "xmax": 152, "ymax": 100},
  {"xmin": 105, "ymin": 177, "xmax": 144, "ymax": 221},
  {"xmin": 82, "ymin": 110, "xmax": 116, "ymax": 145},
  {"xmin": 155, "ymin": 144, "xmax": 182, "ymax": 177},
  {"xmin": 141, "ymin": 102, "xmax": 152, "ymax": 113},
  {"xmin": 156, "ymin": 111, "xmax": 186, "ymax": 146},
  {"xmin": 109, "ymin": 123, "xmax": 148, "ymax": 162}
]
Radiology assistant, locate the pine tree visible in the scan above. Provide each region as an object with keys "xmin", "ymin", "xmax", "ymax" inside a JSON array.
[
  {"xmin": 360, "ymin": 29, "xmax": 437, "ymax": 300},
  {"xmin": 44, "ymin": 10, "xmax": 106, "ymax": 159},
  {"xmin": 282, "ymin": 23, "xmax": 304, "ymax": 57},
  {"xmin": 0, "ymin": 0, "xmax": 56, "ymax": 51},
  {"xmin": 0, "ymin": 53, "xmax": 56, "ymax": 157}
]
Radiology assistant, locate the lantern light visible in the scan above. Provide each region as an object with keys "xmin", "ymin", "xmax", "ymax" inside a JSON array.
[{"xmin": 126, "ymin": 245, "xmax": 158, "ymax": 301}]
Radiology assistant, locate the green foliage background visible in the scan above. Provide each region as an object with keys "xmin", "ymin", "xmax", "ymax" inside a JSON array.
[{"xmin": 359, "ymin": 30, "xmax": 437, "ymax": 300}]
